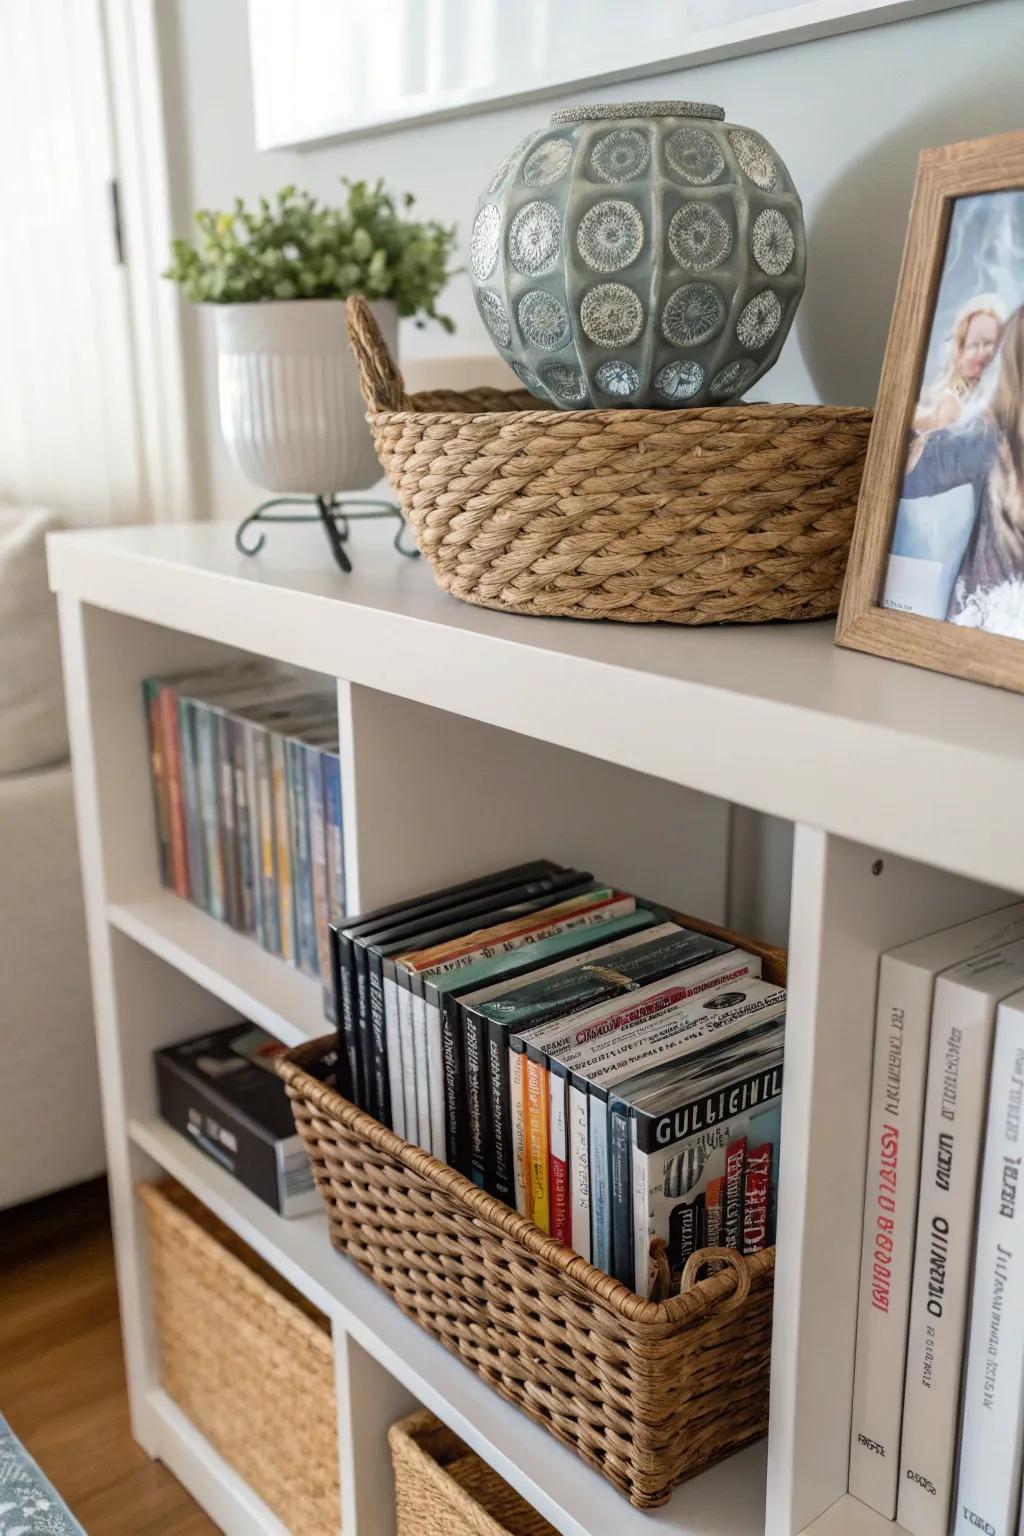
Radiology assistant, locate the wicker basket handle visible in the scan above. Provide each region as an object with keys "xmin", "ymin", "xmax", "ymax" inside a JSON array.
[
  {"xmin": 680, "ymin": 1246, "xmax": 752, "ymax": 1313},
  {"xmin": 346, "ymin": 294, "xmax": 408, "ymax": 413}
]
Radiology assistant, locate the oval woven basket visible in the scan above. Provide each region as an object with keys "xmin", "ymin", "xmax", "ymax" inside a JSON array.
[{"xmin": 346, "ymin": 294, "xmax": 872, "ymax": 624}]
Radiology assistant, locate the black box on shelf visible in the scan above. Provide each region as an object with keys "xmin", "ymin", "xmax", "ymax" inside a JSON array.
[{"xmin": 155, "ymin": 1022, "xmax": 319, "ymax": 1217}]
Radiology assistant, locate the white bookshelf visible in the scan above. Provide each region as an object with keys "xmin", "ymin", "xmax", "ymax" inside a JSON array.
[{"xmin": 49, "ymin": 519, "xmax": 1020, "ymax": 1536}]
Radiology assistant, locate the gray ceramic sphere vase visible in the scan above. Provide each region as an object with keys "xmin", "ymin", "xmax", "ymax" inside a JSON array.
[{"xmin": 470, "ymin": 101, "xmax": 805, "ymax": 409}]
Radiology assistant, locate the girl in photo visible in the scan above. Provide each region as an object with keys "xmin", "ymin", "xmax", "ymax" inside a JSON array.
[
  {"xmin": 902, "ymin": 305, "xmax": 1024, "ymax": 631},
  {"xmin": 913, "ymin": 293, "xmax": 1006, "ymax": 434}
]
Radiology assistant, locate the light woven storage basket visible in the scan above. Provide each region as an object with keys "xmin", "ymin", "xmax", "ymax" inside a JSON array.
[
  {"xmin": 279, "ymin": 910, "xmax": 785, "ymax": 1510},
  {"xmin": 139, "ymin": 1180, "xmax": 339, "ymax": 1536},
  {"xmin": 347, "ymin": 293, "xmax": 871, "ymax": 624},
  {"xmin": 391, "ymin": 1409, "xmax": 558, "ymax": 1536}
]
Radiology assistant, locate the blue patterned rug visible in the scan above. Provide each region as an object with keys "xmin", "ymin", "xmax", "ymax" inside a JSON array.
[{"xmin": 0, "ymin": 1417, "xmax": 85, "ymax": 1535}]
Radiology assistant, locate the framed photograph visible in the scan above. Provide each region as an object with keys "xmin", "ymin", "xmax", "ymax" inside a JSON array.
[{"xmin": 837, "ymin": 129, "xmax": 1024, "ymax": 693}]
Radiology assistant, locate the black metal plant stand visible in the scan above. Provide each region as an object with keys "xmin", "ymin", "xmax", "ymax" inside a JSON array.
[{"xmin": 234, "ymin": 494, "xmax": 418, "ymax": 574}]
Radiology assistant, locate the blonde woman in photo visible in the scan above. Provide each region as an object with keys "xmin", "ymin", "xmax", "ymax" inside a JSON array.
[
  {"xmin": 913, "ymin": 293, "xmax": 1006, "ymax": 434},
  {"xmin": 902, "ymin": 304, "xmax": 1024, "ymax": 629}
]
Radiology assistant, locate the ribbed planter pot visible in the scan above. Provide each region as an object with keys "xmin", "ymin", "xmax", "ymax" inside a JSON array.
[{"xmin": 214, "ymin": 298, "xmax": 398, "ymax": 495}]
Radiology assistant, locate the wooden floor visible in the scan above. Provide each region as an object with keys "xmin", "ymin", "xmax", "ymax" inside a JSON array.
[{"xmin": 0, "ymin": 1178, "xmax": 218, "ymax": 1536}]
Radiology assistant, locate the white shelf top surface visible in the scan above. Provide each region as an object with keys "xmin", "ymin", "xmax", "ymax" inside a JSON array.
[
  {"xmin": 109, "ymin": 893, "xmax": 325, "ymax": 1045},
  {"xmin": 131, "ymin": 1114, "xmax": 767, "ymax": 1536},
  {"xmin": 50, "ymin": 520, "xmax": 1024, "ymax": 891}
]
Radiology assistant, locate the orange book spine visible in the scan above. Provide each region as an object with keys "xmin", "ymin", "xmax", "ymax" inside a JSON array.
[
  {"xmin": 526, "ymin": 1053, "xmax": 550, "ymax": 1233},
  {"xmin": 159, "ymin": 686, "xmax": 189, "ymax": 897}
]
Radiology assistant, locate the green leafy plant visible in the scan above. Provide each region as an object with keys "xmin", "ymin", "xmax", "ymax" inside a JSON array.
[{"xmin": 165, "ymin": 178, "xmax": 457, "ymax": 330}]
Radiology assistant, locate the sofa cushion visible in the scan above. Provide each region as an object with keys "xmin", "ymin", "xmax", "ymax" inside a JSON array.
[{"xmin": 0, "ymin": 507, "xmax": 68, "ymax": 775}]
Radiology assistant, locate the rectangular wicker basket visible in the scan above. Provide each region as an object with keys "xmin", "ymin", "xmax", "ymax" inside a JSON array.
[
  {"xmin": 279, "ymin": 911, "xmax": 784, "ymax": 1510},
  {"xmin": 391, "ymin": 1409, "xmax": 558, "ymax": 1536},
  {"xmin": 139, "ymin": 1180, "xmax": 340, "ymax": 1536}
]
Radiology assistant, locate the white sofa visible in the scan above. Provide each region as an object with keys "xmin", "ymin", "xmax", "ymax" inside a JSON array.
[{"xmin": 0, "ymin": 509, "xmax": 102, "ymax": 1208}]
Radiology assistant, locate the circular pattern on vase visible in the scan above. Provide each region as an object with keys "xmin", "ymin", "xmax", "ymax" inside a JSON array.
[
  {"xmin": 654, "ymin": 359, "xmax": 705, "ymax": 401},
  {"xmin": 541, "ymin": 363, "xmax": 588, "ymax": 403},
  {"xmin": 589, "ymin": 128, "xmax": 650, "ymax": 183},
  {"xmin": 729, "ymin": 129, "xmax": 777, "ymax": 191},
  {"xmin": 579, "ymin": 282, "xmax": 645, "ymax": 347},
  {"xmin": 710, "ymin": 357, "xmax": 759, "ymax": 398},
  {"xmin": 661, "ymin": 282, "xmax": 726, "ymax": 347},
  {"xmin": 664, "ymin": 126, "xmax": 725, "ymax": 185},
  {"xmin": 594, "ymin": 360, "xmax": 641, "ymax": 398},
  {"xmin": 576, "ymin": 200, "xmax": 645, "ymax": 272},
  {"xmin": 751, "ymin": 207, "xmax": 795, "ymax": 276},
  {"xmin": 470, "ymin": 204, "xmax": 501, "ymax": 281},
  {"xmin": 736, "ymin": 289, "xmax": 783, "ymax": 349},
  {"xmin": 668, "ymin": 203, "xmax": 732, "ymax": 272},
  {"xmin": 517, "ymin": 289, "xmax": 571, "ymax": 350},
  {"xmin": 476, "ymin": 288, "xmax": 512, "ymax": 347},
  {"xmin": 522, "ymin": 137, "xmax": 573, "ymax": 187},
  {"xmin": 487, "ymin": 134, "xmax": 531, "ymax": 194},
  {"xmin": 508, "ymin": 200, "xmax": 561, "ymax": 276},
  {"xmin": 512, "ymin": 361, "xmax": 546, "ymax": 395}
]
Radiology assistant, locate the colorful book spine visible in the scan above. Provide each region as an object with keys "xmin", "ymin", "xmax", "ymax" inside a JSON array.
[
  {"xmin": 511, "ymin": 1038, "xmax": 530, "ymax": 1216},
  {"xmin": 143, "ymin": 680, "xmax": 172, "ymax": 887},
  {"xmin": 589, "ymin": 1087, "xmax": 611, "ymax": 1272},
  {"xmin": 243, "ymin": 721, "xmax": 264, "ymax": 947},
  {"xmin": 257, "ymin": 727, "xmax": 280, "ymax": 954},
  {"xmin": 231, "ymin": 717, "xmax": 255, "ymax": 935},
  {"xmin": 196, "ymin": 702, "xmax": 225, "ymax": 921},
  {"xmin": 321, "ymin": 753, "xmax": 345, "ymax": 1016},
  {"xmin": 526, "ymin": 1051, "xmax": 550, "ymax": 1232},
  {"xmin": 849, "ymin": 954, "xmax": 937, "ymax": 1515},
  {"xmin": 159, "ymin": 684, "xmax": 189, "ymax": 897},
  {"xmin": 217, "ymin": 711, "xmax": 240, "ymax": 929},
  {"xmin": 569, "ymin": 1075, "xmax": 592, "ymax": 1261},
  {"xmin": 179, "ymin": 698, "xmax": 205, "ymax": 909},
  {"xmin": 307, "ymin": 747, "xmax": 331, "ymax": 988},
  {"xmin": 288, "ymin": 738, "xmax": 316, "ymax": 975},
  {"xmin": 270, "ymin": 732, "xmax": 294, "ymax": 962},
  {"xmin": 722, "ymin": 1139, "xmax": 746, "ymax": 1250},
  {"xmin": 953, "ymin": 992, "xmax": 1024, "ymax": 1536},
  {"xmin": 548, "ymin": 1062, "xmax": 572, "ymax": 1247},
  {"xmin": 743, "ymin": 1144, "xmax": 772, "ymax": 1254},
  {"xmin": 609, "ymin": 1096, "xmax": 633, "ymax": 1285}
]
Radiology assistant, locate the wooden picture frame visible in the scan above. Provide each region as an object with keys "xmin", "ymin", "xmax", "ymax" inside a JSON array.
[{"xmin": 837, "ymin": 129, "xmax": 1024, "ymax": 693}]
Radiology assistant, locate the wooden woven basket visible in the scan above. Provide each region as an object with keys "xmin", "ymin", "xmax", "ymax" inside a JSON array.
[
  {"xmin": 390, "ymin": 1408, "xmax": 558, "ymax": 1536},
  {"xmin": 347, "ymin": 293, "xmax": 872, "ymax": 624},
  {"xmin": 278, "ymin": 911, "xmax": 784, "ymax": 1509},
  {"xmin": 139, "ymin": 1180, "xmax": 339, "ymax": 1536}
]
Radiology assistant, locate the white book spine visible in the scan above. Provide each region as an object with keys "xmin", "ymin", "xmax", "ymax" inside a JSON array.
[
  {"xmin": 383, "ymin": 976, "xmax": 406, "ymax": 1140},
  {"xmin": 398, "ymin": 983, "xmax": 419, "ymax": 1147},
  {"xmin": 569, "ymin": 1081, "xmax": 591, "ymax": 1261},
  {"xmin": 511, "ymin": 1049, "xmax": 528, "ymax": 1215},
  {"xmin": 425, "ymin": 998, "xmax": 446, "ymax": 1160},
  {"xmin": 412, "ymin": 992, "xmax": 432, "ymax": 1153},
  {"xmin": 898, "ymin": 976, "xmax": 1004, "ymax": 1536},
  {"xmin": 632, "ymin": 1117, "xmax": 650, "ymax": 1296},
  {"xmin": 849, "ymin": 955, "xmax": 935, "ymax": 1517},
  {"xmin": 954, "ymin": 997, "xmax": 1024, "ymax": 1536},
  {"xmin": 590, "ymin": 1095, "xmax": 610, "ymax": 1274}
]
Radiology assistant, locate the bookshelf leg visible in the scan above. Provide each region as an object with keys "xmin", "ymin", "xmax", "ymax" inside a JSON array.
[
  {"xmin": 766, "ymin": 826, "xmax": 1007, "ymax": 1536},
  {"xmin": 334, "ymin": 1327, "xmax": 418, "ymax": 1536}
]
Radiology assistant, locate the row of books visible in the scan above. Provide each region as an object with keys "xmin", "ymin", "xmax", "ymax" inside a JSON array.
[
  {"xmin": 143, "ymin": 660, "xmax": 345, "ymax": 988},
  {"xmin": 328, "ymin": 857, "xmax": 786, "ymax": 1296},
  {"xmin": 849, "ymin": 902, "xmax": 1024, "ymax": 1536}
]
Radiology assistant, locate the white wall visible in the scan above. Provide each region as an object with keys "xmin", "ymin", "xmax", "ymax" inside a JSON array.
[{"xmin": 157, "ymin": 0, "xmax": 1020, "ymax": 943}]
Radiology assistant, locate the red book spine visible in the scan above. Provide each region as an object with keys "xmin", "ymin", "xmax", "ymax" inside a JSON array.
[
  {"xmin": 160, "ymin": 686, "xmax": 189, "ymax": 897},
  {"xmin": 722, "ymin": 1137, "xmax": 747, "ymax": 1251},
  {"xmin": 742, "ymin": 1143, "xmax": 772, "ymax": 1255},
  {"xmin": 549, "ymin": 1148, "xmax": 571, "ymax": 1247}
]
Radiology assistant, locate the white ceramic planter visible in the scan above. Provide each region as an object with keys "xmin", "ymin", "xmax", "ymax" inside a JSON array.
[{"xmin": 214, "ymin": 298, "xmax": 398, "ymax": 495}]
